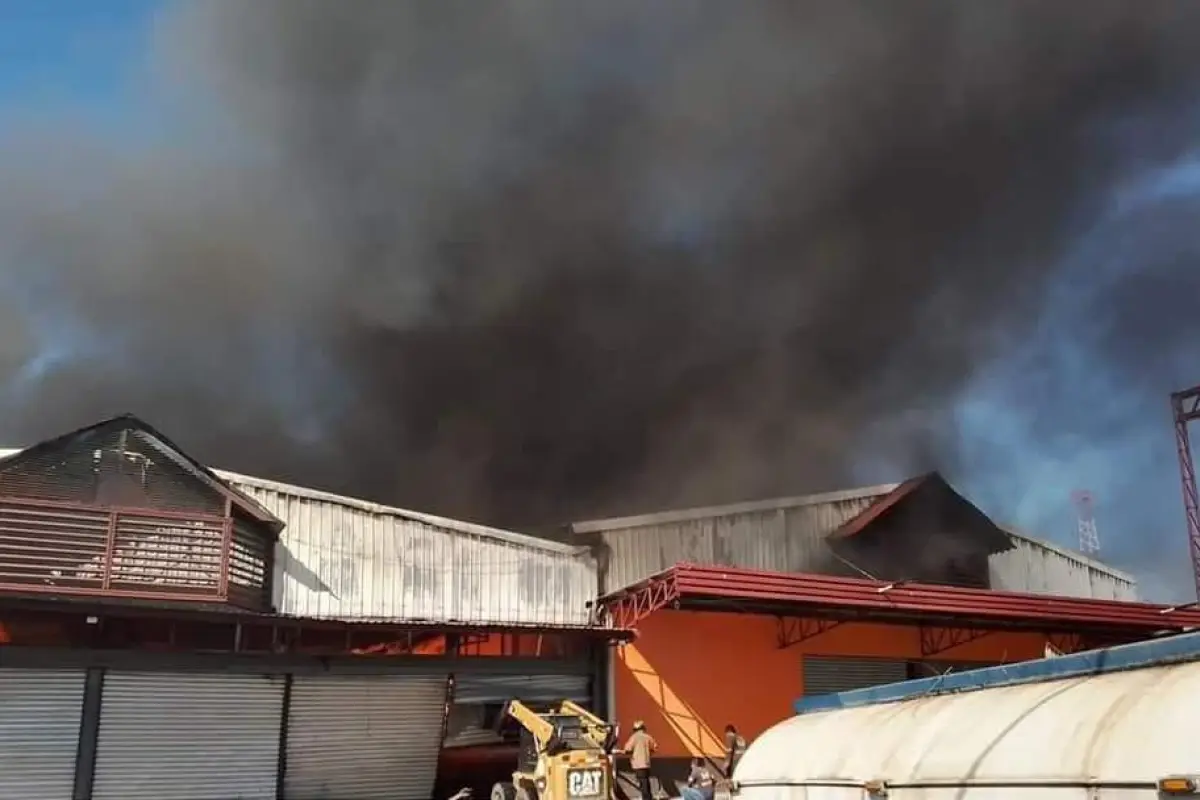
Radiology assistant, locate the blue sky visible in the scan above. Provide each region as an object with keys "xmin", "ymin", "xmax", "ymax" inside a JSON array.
[
  {"xmin": 2, "ymin": 1, "xmax": 1198, "ymax": 599},
  {"xmin": 0, "ymin": 0, "xmax": 164, "ymax": 130}
]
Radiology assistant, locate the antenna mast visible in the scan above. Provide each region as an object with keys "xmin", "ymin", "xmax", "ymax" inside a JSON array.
[
  {"xmin": 1171, "ymin": 385, "xmax": 1200, "ymax": 600},
  {"xmin": 1072, "ymin": 489, "xmax": 1100, "ymax": 556}
]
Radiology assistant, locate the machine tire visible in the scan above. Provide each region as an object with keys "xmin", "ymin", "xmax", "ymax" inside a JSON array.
[
  {"xmin": 492, "ymin": 783, "xmax": 517, "ymax": 800},
  {"xmin": 515, "ymin": 781, "xmax": 539, "ymax": 800}
]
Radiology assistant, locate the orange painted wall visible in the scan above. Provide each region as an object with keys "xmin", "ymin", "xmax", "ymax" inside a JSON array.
[{"xmin": 614, "ymin": 610, "xmax": 1046, "ymax": 758}]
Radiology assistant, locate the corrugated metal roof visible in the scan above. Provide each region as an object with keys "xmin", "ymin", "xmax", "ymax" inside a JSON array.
[
  {"xmin": 793, "ymin": 628, "xmax": 1200, "ymax": 714},
  {"xmin": 218, "ymin": 469, "xmax": 586, "ymax": 556},
  {"xmin": 0, "ymin": 417, "xmax": 283, "ymax": 533},
  {"xmin": 826, "ymin": 472, "xmax": 1013, "ymax": 556},
  {"xmin": 600, "ymin": 562, "xmax": 1200, "ymax": 633},
  {"xmin": 241, "ymin": 477, "xmax": 596, "ymax": 624},
  {"xmin": 569, "ymin": 483, "xmax": 900, "ymax": 534},
  {"xmin": 824, "ymin": 475, "xmax": 928, "ymax": 539},
  {"xmin": 0, "ymin": 446, "xmax": 584, "ymax": 556},
  {"xmin": 1000, "ymin": 525, "xmax": 1135, "ymax": 583}
]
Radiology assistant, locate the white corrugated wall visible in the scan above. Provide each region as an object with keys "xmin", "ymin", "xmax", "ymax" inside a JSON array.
[
  {"xmin": 592, "ymin": 493, "xmax": 884, "ymax": 593},
  {"xmin": 989, "ymin": 532, "xmax": 1137, "ymax": 601},
  {"xmin": 223, "ymin": 474, "xmax": 597, "ymax": 625}
]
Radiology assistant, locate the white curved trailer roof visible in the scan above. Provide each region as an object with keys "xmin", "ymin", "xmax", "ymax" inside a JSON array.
[{"xmin": 736, "ymin": 631, "xmax": 1200, "ymax": 800}]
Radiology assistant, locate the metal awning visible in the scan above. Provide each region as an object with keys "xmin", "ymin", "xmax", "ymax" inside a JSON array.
[{"xmin": 598, "ymin": 562, "xmax": 1200, "ymax": 644}]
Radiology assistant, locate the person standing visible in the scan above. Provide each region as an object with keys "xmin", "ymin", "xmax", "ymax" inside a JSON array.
[
  {"xmin": 623, "ymin": 720, "xmax": 658, "ymax": 800},
  {"xmin": 722, "ymin": 724, "xmax": 746, "ymax": 778}
]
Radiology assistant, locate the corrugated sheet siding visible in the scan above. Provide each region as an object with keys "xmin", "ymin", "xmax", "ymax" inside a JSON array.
[
  {"xmin": 801, "ymin": 656, "xmax": 909, "ymax": 697},
  {"xmin": 234, "ymin": 482, "xmax": 597, "ymax": 625},
  {"xmin": 0, "ymin": 668, "xmax": 85, "ymax": 800},
  {"xmin": 92, "ymin": 671, "xmax": 285, "ymax": 800},
  {"xmin": 988, "ymin": 535, "xmax": 1137, "ymax": 601},
  {"xmin": 597, "ymin": 495, "xmax": 881, "ymax": 593},
  {"xmin": 452, "ymin": 673, "xmax": 591, "ymax": 704},
  {"xmin": 284, "ymin": 674, "xmax": 447, "ymax": 800}
]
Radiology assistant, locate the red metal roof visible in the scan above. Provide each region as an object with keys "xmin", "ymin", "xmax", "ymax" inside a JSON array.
[
  {"xmin": 599, "ymin": 562, "xmax": 1200, "ymax": 634},
  {"xmin": 827, "ymin": 474, "xmax": 928, "ymax": 540}
]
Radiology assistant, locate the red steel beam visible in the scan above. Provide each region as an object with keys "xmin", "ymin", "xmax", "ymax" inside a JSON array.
[
  {"xmin": 667, "ymin": 563, "xmax": 1200, "ymax": 631},
  {"xmin": 600, "ymin": 569, "xmax": 680, "ymax": 629},
  {"xmin": 1172, "ymin": 385, "xmax": 1200, "ymax": 600},
  {"xmin": 776, "ymin": 617, "xmax": 844, "ymax": 649},
  {"xmin": 919, "ymin": 625, "xmax": 992, "ymax": 657}
]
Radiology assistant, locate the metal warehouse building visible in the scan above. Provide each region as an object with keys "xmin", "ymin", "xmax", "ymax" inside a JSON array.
[
  {"xmin": 0, "ymin": 415, "xmax": 620, "ymax": 800},
  {"xmin": 0, "ymin": 415, "xmax": 1178, "ymax": 800},
  {"xmin": 570, "ymin": 474, "xmax": 1174, "ymax": 798},
  {"xmin": 571, "ymin": 474, "xmax": 1136, "ymax": 601}
]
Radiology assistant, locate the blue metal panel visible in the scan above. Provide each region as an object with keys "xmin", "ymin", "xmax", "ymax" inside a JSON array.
[{"xmin": 793, "ymin": 629, "xmax": 1200, "ymax": 715}]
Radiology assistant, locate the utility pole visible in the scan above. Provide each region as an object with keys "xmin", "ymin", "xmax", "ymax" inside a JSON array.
[{"xmin": 1171, "ymin": 385, "xmax": 1200, "ymax": 600}]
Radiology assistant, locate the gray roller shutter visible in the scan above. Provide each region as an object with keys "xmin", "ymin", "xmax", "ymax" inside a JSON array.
[
  {"xmin": 801, "ymin": 656, "xmax": 908, "ymax": 697},
  {"xmin": 454, "ymin": 673, "xmax": 591, "ymax": 704},
  {"xmin": 443, "ymin": 703, "xmax": 502, "ymax": 748},
  {"xmin": 283, "ymin": 673, "xmax": 447, "ymax": 800},
  {"xmin": 0, "ymin": 668, "xmax": 86, "ymax": 800},
  {"xmin": 92, "ymin": 671, "xmax": 285, "ymax": 800}
]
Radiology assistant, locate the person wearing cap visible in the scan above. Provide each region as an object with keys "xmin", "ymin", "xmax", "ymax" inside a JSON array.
[{"xmin": 623, "ymin": 720, "xmax": 658, "ymax": 800}]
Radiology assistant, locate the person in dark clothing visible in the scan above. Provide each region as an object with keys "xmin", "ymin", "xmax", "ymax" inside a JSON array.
[{"xmin": 722, "ymin": 724, "xmax": 746, "ymax": 778}]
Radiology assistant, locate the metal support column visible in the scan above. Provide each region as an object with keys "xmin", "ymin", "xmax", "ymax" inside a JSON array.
[{"xmin": 71, "ymin": 667, "xmax": 105, "ymax": 800}]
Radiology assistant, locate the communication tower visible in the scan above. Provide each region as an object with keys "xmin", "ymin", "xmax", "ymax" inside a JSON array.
[
  {"xmin": 1171, "ymin": 385, "xmax": 1200, "ymax": 600},
  {"xmin": 1072, "ymin": 489, "xmax": 1100, "ymax": 556}
]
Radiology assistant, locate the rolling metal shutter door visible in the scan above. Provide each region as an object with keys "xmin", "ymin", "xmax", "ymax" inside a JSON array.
[
  {"xmin": 454, "ymin": 673, "xmax": 591, "ymax": 704},
  {"xmin": 801, "ymin": 656, "xmax": 908, "ymax": 697},
  {"xmin": 0, "ymin": 668, "xmax": 86, "ymax": 800},
  {"xmin": 284, "ymin": 673, "xmax": 448, "ymax": 800},
  {"xmin": 92, "ymin": 671, "xmax": 285, "ymax": 800}
]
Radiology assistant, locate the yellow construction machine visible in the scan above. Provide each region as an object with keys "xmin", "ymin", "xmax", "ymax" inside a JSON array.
[{"xmin": 490, "ymin": 699, "xmax": 619, "ymax": 800}]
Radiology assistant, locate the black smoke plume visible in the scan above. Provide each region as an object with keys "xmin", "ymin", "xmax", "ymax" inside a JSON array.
[{"xmin": 0, "ymin": 1, "xmax": 1198, "ymax": 534}]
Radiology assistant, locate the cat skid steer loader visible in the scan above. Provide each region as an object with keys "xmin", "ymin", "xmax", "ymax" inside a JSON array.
[{"xmin": 491, "ymin": 699, "xmax": 620, "ymax": 800}]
